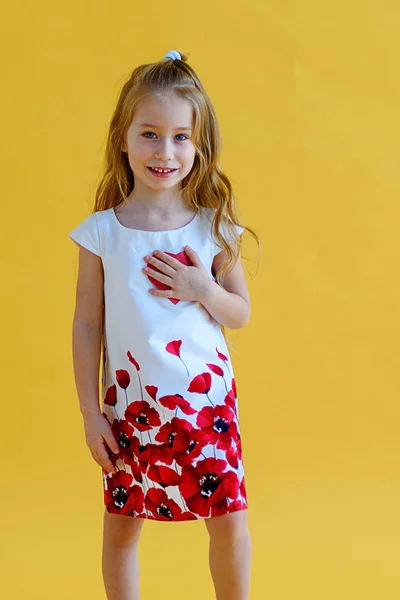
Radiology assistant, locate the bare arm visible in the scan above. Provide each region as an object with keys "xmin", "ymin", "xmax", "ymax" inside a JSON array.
[
  {"xmin": 72, "ymin": 320, "xmax": 103, "ymax": 418},
  {"xmin": 71, "ymin": 245, "xmax": 104, "ymax": 418},
  {"xmin": 70, "ymin": 245, "xmax": 119, "ymax": 474},
  {"xmin": 200, "ymin": 245, "xmax": 251, "ymax": 329}
]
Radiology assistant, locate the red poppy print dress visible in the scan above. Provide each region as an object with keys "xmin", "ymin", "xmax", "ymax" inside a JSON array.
[{"xmin": 68, "ymin": 206, "xmax": 248, "ymax": 521}]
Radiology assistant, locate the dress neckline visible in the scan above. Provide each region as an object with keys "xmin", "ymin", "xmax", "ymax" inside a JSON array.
[{"xmin": 111, "ymin": 207, "xmax": 199, "ymax": 233}]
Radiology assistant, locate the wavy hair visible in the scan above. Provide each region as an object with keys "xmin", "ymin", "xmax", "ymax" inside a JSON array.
[{"xmin": 92, "ymin": 50, "xmax": 260, "ymax": 345}]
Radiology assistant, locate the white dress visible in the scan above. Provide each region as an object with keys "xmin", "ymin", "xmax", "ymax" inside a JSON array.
[{"xmin": 68, "ymin": 206, "xmax": 248, "ymax": 521}]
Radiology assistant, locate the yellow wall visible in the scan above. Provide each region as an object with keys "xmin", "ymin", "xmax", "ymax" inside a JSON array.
[{"xmin": 1, "ymin": 1, "xmax": 398, "ymax": 598}]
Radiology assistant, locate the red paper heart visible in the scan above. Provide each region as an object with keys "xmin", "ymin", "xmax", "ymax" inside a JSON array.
[{"xmin": 147, "ymin": 250, "xmax": 193, "ymax": 304}]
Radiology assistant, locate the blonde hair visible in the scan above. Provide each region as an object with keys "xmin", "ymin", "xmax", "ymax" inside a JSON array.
[{"xmin": 93, "ymin": 50, "xmax": 260, "ymax": 345}]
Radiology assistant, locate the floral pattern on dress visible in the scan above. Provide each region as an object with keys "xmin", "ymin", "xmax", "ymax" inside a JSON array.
[{"xmin": 101, "ymin": 342, "xmax": 248, "ymax": 521}]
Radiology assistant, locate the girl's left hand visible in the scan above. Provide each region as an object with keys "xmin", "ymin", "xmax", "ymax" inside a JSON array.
[{"xmin": 143, "ymin": 245, "xmax": 212, "ymax": 303}]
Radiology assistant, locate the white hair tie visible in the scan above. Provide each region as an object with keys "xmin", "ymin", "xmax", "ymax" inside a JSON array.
[{"xmin": 163, "ymin": 50, "xmax": 182, "ymax": 61}]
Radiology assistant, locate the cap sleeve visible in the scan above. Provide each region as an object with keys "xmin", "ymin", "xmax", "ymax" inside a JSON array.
[
  {"xmin": 212, "ymin": 220, "xmax": 245, "ymax": 256},
  {"xmin": 235, "ymin": 224, "xmax": 245, "ymax": 236},
  {"xmin": 68, "ymin": 213, "xmax": 101, "ymax": 257}
]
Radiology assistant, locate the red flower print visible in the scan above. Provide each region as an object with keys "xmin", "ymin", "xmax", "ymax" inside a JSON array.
[
  {"xmin": 144, "ymin": 487, "xmax": 196, "ymax": 521},
  {"xmin": 188, "ymin": 372, "xmax": 212, "ymax": 394},
  {"xmin": 125, "ymin": 400, "xmax": 161, "ymax": 432},
  {"xmin": 130, "ymin": 461, "xmax": 144, "ymax": 483},
  {"xmin": 166, "ymin": 340, "xmax": 182, "ymax": 357},
  {"xmin": 155, "ymin": 417, "xmax": 206, "ymax": 467},
  {"xmin": 127, "ymin": 351, "xmax": 140, "ymax": 371},
  {"xmin": 145, "ymin": 385, "xmax": 158, "ymax": 401},
  {"xmin": 180, "ymin": 457, "xmax": 240, "ymax": 517},
  {"xmin": 207, "ymin": 363, "xmax": 224, "ymax": 376},
  {"xmin": 232, "ymin": 377, "xmax": 237, "ymax": 398},
  {"xmin": 126, "ymin": 436, "xmax": 167, "ymax": 471},
  {"xmin": 207, "ymin": 362, "xmax": 230, "ymax": 395},
  {"xmin": 216, "ymin": 347, "xmax": 228, "ymax": 361},
  {"xmin": 210, "ymin": 495, "xmax": 247, "ymax": 517},
  {"xmin": 196, "ymin": 405, "xmax": 238, "ymax": 450},
  {"xmin": 104, "ymin": 384, "xmax": 118, "ymax": 407},
  {"xmin": 188, "ymin": 372, "xmax": 215, "ymax": 406},
  {"xmin": 226, "ymin": 443, "xmax": 239, "ymax": 469},
  {"xmin": 158, "ymin": 393, "xmax": 197, "ymax": 415},
  {"xmin": 237, "ymin": 433, "xmax": 243, "ymax": 459},
  {"xmin": 103, "ymin": 470, "xmax": 141, "ymax": 515},
  {"xmin": 147, "ymin": 464, "xmax": 182, "ymax": 487},
  {"xmin": 226, "ymin": 499, "xmax": 245, "ymax": 514},
  {"xmin": 126, "ymin": 352, "xmax": 145, "ymax": 399},
  {"xmin": 110, "ymin": 418, "xmax": 135, "ymax": 461},
  {"xmin": 166, "ymin": 340, "xmax": 189, "ymax": 376},
  {"xmin": 224, "ymin": 389, "xmax": 236, "ymax": 412},
  {"xmin": 116, "ymin": 369, "xmax": 130, "ymax": 389},
  {"xmin": 226, "ymin": 436, "xmax": 243, "ymax": 470}
]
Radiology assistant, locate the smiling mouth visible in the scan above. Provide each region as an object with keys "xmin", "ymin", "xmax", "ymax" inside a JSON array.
[
  {"xmin": 148, "ymin": 167, "xmax": 178, "ymax": 173},
  {"xmin": 147, "ymin": 167, "xmax": 179, "ymax": 179}
]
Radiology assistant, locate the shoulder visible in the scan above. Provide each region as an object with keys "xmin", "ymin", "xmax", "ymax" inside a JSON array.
[
  {"xmin": 200, "ymin": 207, "xmax": 244, "ymax": 232},
  {"xmin": 68, "ymin": 208, "xmax": 114, "ymax": 257},
  {"xmin": 200, "ymin": 207, "xmax": 244, "ymax": 252}
]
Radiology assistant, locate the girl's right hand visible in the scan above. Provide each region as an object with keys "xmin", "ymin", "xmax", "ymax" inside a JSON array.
[{"xmin": 83, "ymin": 412, "xmax": 120, "ymax": 474}]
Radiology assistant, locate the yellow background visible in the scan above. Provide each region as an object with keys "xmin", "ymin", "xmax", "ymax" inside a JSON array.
[{"xmin": 1, "ymin": 1, "xmax": 399, "ymax": 598}]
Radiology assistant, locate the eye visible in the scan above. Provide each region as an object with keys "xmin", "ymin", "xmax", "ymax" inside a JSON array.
[{"xmin": 141, "ymin": 132, "xmax": 189, "ymax": 141}]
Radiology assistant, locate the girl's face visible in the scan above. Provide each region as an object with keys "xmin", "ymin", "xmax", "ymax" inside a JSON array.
[{"xmin": 123, "ymin": 92, "xmax": 196, "ymax": 192}]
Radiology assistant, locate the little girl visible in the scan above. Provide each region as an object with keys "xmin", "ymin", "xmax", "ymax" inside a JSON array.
[{"xmin": 69, "ymin": 49, "xmax": 259, "ymax": 600}]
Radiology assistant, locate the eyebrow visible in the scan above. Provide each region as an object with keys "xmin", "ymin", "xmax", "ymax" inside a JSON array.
[{"xmin": 139, "ymin": 123, "xmax": 192, "ymax": 131}]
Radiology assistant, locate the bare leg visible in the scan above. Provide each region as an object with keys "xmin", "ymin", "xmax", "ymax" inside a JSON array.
[
  {"xmin": 102, "ymin": 509, "xmax": 145, "ymax": 600},
  {"xmin": 204, "ymin": 509, "xmax": 252, "ymax": 600}
]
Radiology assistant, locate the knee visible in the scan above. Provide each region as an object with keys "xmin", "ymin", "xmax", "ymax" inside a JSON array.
[
  {"xmin": 103, "ymin": 510, "xmax": 144, "ymax": 548},
  {"xmin": 205, "ymin": 509, "xmax": 251, "ymax": 544}
]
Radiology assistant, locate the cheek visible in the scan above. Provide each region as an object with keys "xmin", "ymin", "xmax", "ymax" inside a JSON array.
[
  {"xmin": 128, "ymin": 145, "xmax": 150, "ymax": 165},
  {"xmin": 181, "ymin": 144, "xmax": 196, "ymax": 165}
]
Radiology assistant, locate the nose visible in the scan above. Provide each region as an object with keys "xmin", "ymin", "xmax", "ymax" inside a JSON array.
[{"xmin": 154, "ymin": 136, "xmax": 174, "ymax": 161}]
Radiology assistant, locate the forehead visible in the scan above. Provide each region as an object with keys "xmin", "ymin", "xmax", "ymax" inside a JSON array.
[{"xmin": 132, "ymin": 92, "xmax": 193, "ymax": 129}]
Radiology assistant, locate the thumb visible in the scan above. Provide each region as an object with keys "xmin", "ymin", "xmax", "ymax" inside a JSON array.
[{"xmin": 184, "ymin": 245, "xmax": 201, "ymax": 265}]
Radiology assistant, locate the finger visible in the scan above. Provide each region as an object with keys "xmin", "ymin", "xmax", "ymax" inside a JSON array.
[
  {"xmin": 145, "ymin": 267, "xmax": 173, "ymax": 285},
  {"xmin": 150, "ymin": 288, "xmax": 181, "ymax": 299},
  {"xmin": 94, "ymin": 446, "xmax": 117, "ymax": 473},
  {"xmin": 152, "ymin": 250, "xmax": 181, "ymax": 268},
  {"xmin": 99, "ymin": 441, "xmax": 117, "ymax": 467},
  {"xmin": 147, "ymin": 257, "xmax": 176, "ymax": 276},
  {"xmin": 146, "ymin": 255, "xmax": 176, "ymax": 275},
  {"xmin": 106, "ymin": 437, "xmax": 120, "ymax": 455},
  {"xmin": 91, "ymin": 449, "xmax": 106, "ymax": 470}
]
